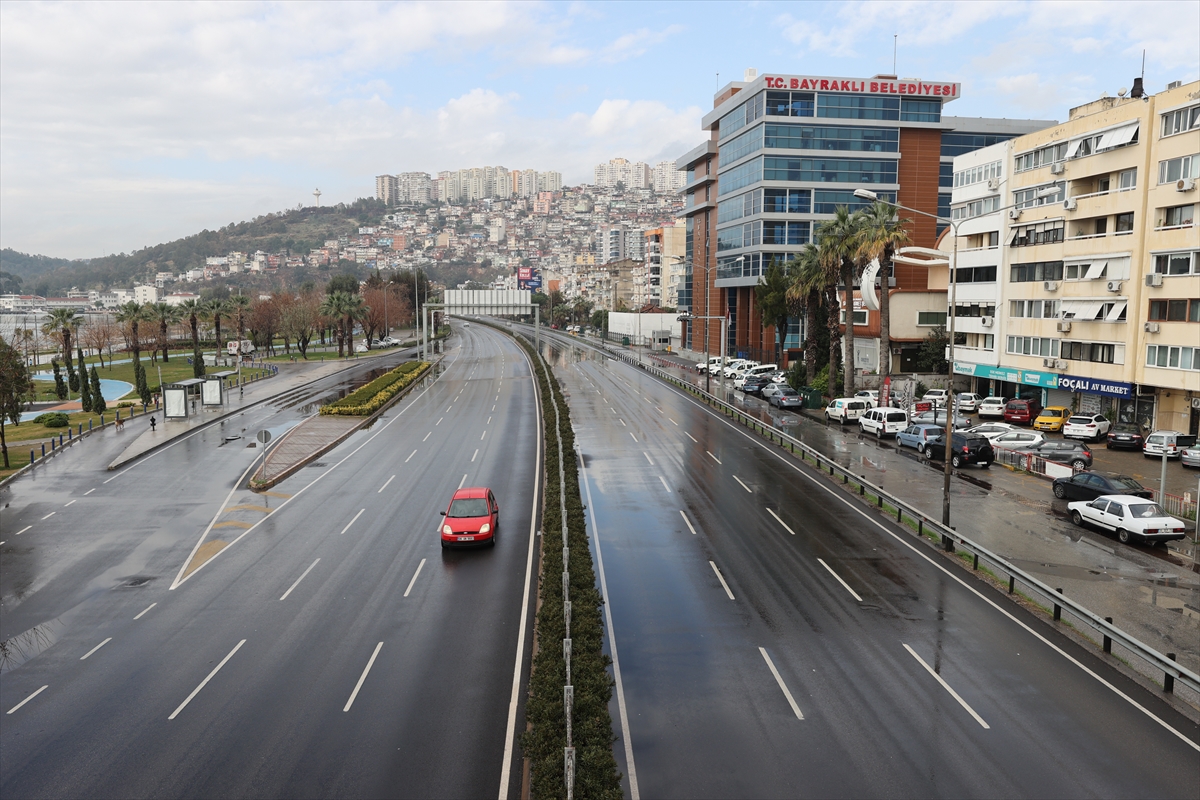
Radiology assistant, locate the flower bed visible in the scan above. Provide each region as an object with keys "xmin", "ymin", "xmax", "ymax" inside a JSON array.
[{"xmin": 319, "ymin": 361, "xmax": 430, "ymax": 416}]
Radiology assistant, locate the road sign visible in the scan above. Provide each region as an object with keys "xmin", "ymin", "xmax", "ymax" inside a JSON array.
[{"xmin": 257, "ymin": 430, "xmax": 272, "ymax": 444}]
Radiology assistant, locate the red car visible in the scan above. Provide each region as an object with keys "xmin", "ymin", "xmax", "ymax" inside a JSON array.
[
  {"xmin": 440, "ymin": 487, "xmax": 499, "ymax": 548},
  {"xmin": 1003, "ymin": 398, "xmax": 1042, "ymax": 426}
]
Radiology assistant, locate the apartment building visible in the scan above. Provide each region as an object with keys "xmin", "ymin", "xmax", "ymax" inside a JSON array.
[
  {"xmin": 642, "ymin": 225, "xmax": 686, "ymax": 308},
  {"xmin": 947, "ymin": 79, "xmax": 1199, "ymax": 434}
]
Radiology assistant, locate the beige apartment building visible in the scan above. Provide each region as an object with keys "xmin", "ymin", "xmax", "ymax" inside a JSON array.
[{"xmin": 955, "ymin": 79, "xmax": 1199, "ymax": 434}]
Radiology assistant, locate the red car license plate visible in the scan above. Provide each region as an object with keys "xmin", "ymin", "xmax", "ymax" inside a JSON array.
[{"xmin": 458, "ymin": 536, "xmax": 475, "ymax": 541}]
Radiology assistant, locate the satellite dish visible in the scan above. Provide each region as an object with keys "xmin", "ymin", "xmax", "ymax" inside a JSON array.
[{"xmin": 1117, "ymin": 87, "xmax": 1128, "ymax": 97}]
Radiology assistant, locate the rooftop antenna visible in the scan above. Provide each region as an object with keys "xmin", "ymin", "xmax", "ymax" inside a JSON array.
[
  {"xmin": 716, "ymin": 71, "xmax": 719, "ymax": 90},
  {"xmin": 313, "ymin": 188, "xmax": 322, "ymax": 207},
  {"xmin": 893, "ymin": 34, "xmax": 898, "ymax": 75}
]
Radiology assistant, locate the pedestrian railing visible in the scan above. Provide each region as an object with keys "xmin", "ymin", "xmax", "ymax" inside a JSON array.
[{"xmin": 536, "ymin": 328, "xmax": 1200, "ymax": 698}]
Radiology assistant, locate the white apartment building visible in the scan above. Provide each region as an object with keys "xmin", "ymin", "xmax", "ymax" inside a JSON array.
[
  {"xmin": 134, "ymin": 285, "xmax": 160, "ymax": 304},
  {"xmin": 397, "ymin": 172, "xmax": 432, "ymax": 203},
  {"xmin": 594, "ymin": 158, "xmax": 651, "ymax": 189},
  {"xmin": 651, "ymin": 161, "xmax": 686, "ymax": 194},
  {"xmin": 375, "ymin": 174, "xmax": 399, "ymax": 204}
]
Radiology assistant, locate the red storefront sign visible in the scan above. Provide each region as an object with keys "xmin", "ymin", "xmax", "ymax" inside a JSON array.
[{"xmin": 763, "ymin": 76, "xmax": 958, "ymax": 98}]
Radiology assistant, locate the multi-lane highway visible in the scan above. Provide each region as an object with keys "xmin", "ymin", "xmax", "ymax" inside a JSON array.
[
  {"xmin": 1, "ymin": 327, "xmax": 539, "ymax": 799},
  {"xmin": 536, "ymin": 331, "xmax": 1200, "ymax": 799}
]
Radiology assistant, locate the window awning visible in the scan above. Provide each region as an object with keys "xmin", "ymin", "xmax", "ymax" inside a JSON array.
[
  {"xmin": 1096, "ymin": 121, "xmax": 1139, "ymax": 151},
  {"xmin": 1065, "ymin": 138, "xmax": 1084, "ymax": 159},
  {"xmin": 1062, "ymin": 300, "xmax": 1106, "ymax": 320},
  {"xmin": 1083, "ymin": 260, "xmax": 1109, "ymax": 280},
  {"xmin": 1105, "ymin": 300, "xmax": 1129, "ymax": 322}
]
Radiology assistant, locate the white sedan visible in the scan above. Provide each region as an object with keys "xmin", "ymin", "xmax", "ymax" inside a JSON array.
[
  {"xmin": 1068, "ymin": 495, "xmax": 1188, "ymax": 545},
  {"xmin": 991, "ymin": 430, "xmax": 1044, "ymax": 448},
  {"xmin": 977, "ymin": 397, "xmax": 1008, "ymax": 418},
  {"xmin": 965, "ymin": 422, "xmax": 1017, "ymax": 441}
]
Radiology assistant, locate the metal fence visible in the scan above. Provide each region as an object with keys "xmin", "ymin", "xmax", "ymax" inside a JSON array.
[{"xmin": 537, "ymin": 328, "xmax": 1200, "ymax": 699}]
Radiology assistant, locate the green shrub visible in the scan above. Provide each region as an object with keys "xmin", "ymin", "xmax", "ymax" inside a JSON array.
[
  {"xmin": 35, "ymin": 412, "xmax": 70, "ymax": 428},
  {"xmin": 915, "ymin": 380, "xmax": 929, "ymax": 399},
  {"xmin": 320, "ymin": 361, "xmax": 429, "ymax": 416}
]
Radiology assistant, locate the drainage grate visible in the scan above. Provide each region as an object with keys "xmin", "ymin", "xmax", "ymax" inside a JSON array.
[{"xmin": 307, "ymin": 462, "xmax": 327, "ymax": 468}]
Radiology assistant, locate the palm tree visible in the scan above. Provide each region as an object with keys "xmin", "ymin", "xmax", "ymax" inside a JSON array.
[
  {"xmin": 202, "ymin": 298, "xmax": 229, "ymax": 354},
  {"xmin": 343, "ymin": 294, "xmax": 369, "ymax": 354},
  {"xmin": 755, "ymin": 258, "xmax": 795, "ymax": 367},
  {"xmin": 147, "ymin": 303, "xmax": 183, "ymax": 363},
  {"xmin": 230, "ymin": 293, "xmax": 252, "ymax": 345},
  {"xmin": 785, "ymin": 244, "xmax": 827, "ymax": 385},
  {"xmin": 41, "ymin": 308, "xmax": 79, "ymax": 379},
  {"xmin": 318, "ymin": 292, "xmax": 350, "ymax": 357},
  {"xmin": 114, "ymin": 302, "xmax": 144, "ymax": 362},
  {"xmin": 816, "ymin": 206, "xmax": 867, "ymax": 398},
  {"xmin": 855, "ymin": 201, "xmax": 911, "ymax": 381},
  {"xmin": 181, "ymin": 299, "xmax": 206, "ymax": 378}
]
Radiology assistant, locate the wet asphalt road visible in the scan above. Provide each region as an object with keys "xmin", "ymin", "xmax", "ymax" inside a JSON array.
[
  {"xmin": 0, "ymin": 328, "xmax": 538, "ymax": 799},
  {"xmin": 539, "ymin": 332, "xmax": 1200, "ymax": 799}
]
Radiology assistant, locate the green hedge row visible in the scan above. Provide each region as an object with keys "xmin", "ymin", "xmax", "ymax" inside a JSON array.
[
  {"xmin": 515, "ymin": 333, "xmax": 622, "ymax": 799},
  {"xmin": 319, "ymin": 361, "xmax": 429, "ymax": 416}
]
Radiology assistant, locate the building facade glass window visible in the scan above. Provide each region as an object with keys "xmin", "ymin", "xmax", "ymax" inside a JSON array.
[
  {"xmin": 1153, "ymin": 251, "xmax": 1199, "ymax": 275},
  {"xmin": 765, "ymin": 91, "xmax": 815, "ymax": 117},
  {"xmin": 812, "ymin": 189, "xmax": 895, "ymax": 214},
  {"xmin": 761, "ymin": 220, "xmax": 811, "ymax": 245},
  {"xmin": 953, "ymin": 160, "xmax": 1003, "ymax": 188},
  {"xmin": 763, "ymin": 124, "xmax": 899, "ymax": 153},
  {"xmin": 721, "ymin": 126, "xmax": 764, "ymax": 165},
  {"xmin": 764, "ymin": 188, "xmax": 812, "ymax": 214},
  {"xmin": 1160, "ymin": 105, "xmax": 1200, "ymax": 138},
  {"xmin": 1007, "ymin": 336, "xmax": 1060, "ymax": 357},
  {"xmin": 1014, "ymin": 142, "xmax": 1067, "ymax": 172},
  {"xmin": 719, "ymin": 92, "xmax": 765, "ymax": 139},
  {"xmin": 900, "ymin": 99, "xmax": 941, "ymax": 122},
  {"xmin": 762, "ymin": 156, "xmax": 898, "ymax": 184},
  {"xmin": 1013, "ymin": 181, "xmax": 1065, "ymax": 208},
  {"xmin": 952, "ymin": 196, "xmax": 1001, "ymax": 220},
  {"xmin": 1010, "ymin": 299, "xmax": 1060, "ymax": 318},
  {"xmin": 1158, "ymin": 154, "xmax": 1199, "ymax": 183},
  {"xmin": 718, "ymin": 158, "xmax": 763, "ymax": 196},
  {"xmin": 953, "ymin": 265, "xmax": 997, "ymax": 283},
  {"xmin": 1010, "ymin": 260, "xmax": 1065, "ymax": 282},
  {"xmin": 1147, "ymin": 345, "xmax": 1200, "ymax": 370},
  {"xmin": 1061, "ymin": 341, "xmax": 1119, "ymax": 364},
  {"xmin": 942, "ymin": 133, "xmax": 1014, "ymax": 157},
  {"xmin": 817, "ymin": 94, "xmax": 901, "ymax": 120}
]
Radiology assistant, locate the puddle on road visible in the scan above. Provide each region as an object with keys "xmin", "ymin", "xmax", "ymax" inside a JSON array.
[{"xmin": 0, "ymin": 618, "xmax": 62, "ymax": 674}]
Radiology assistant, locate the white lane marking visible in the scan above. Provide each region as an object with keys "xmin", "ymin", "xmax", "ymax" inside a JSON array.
[
  {"xmin": 343, "ymin": 642, "xmax": 384, "ymax": 712},
  {"xmin": 619, "ymin": 419, "xmax": 627, "ymax": 426},
  {"xmin": 669, "ymin": 418, "xmax": 678, "ymax": 426},
  {"xmin": 423, "ymin": 432, "xmax": 432, "ymax": 442},
  {"xmin": 818, "ymin": 558, "xmax": 863, "ymax": 602},
  {"xmin": 903, "ymin": 644, "xmax": 990, "ymax": 729},
  {"xmin": 280, "ymin": 559, "xmax": 321, "ymax": 601},
  {"xmin": 6, "ymin": 686, "xmax": 48, "ymax": 715},
  {"xmin": 80, "ymin": 638, "xmax": 112, "ymax": 660},
  {"xmin": 707, "ymin": 451, "xmax": 721, "ymax": 464},
  {"xmin": 340, "ymin": 509, "xmax": 365, "ymax": 535},
  {"xmin": 629, "ymin": 432, "xmax": 638, "ymax": 443},
  {"xmin": 487, "ymin": 416, "xmax": 492, "ymax": 424},
  {"xmin": 580, "ymin": 453, "xmax": 640, "ymax": 799},
  {"xmin": 611, "ymin": 408, "xmax": 616, "ymax": 413},
  {"xmin": 497, "ymin": 329, "xmax": 542, "ymax": 798},
  {"xmin": 659, "ymin": 476, "xmax": 671, "ymax": 493},
  {"xmin": 458, "ymin": 473, "xmax": 468, "ymax": 489},
  {"xmin": 41, "ymin": 512, "xmax": 55, "ymax": 520},
  {"xmin": 733, "ymin": 475, "xmax": 752, "ymax": 493},
  {"xmin": 15, "ymin": 526, "xmax": 31, "ymax": 536},
  {"xmin": 405, "ymin": 450, "xmax": 417, "ymax": 463},
  {"xmin": 134, "ymin": 603, "xmax": 157, "ymax": 619},
  {"xmin": 84, "ymin": 488, "xmax": 95, "ymax": 495},
  {"xmin": 481, "ymin": 430, "xmax": 487, "ymax": 440},
  {"xmin": 403, "ymin": 559, "xmax": 427, "ymax": 598},
  {"xmin": 436, "ymin": 417, "xmax": 443, "ymax": 426},
  {"xmin": 603, "ymin": 397, "xmax": 609, "ymax": 404},
  {"xmin": 64, "ymin": 500, "xmax": 77, "ymax": 507},
  {"xmin": 759, "ymin": 648, "xmax": 804, "ymax": 720},
  {"xmin": 643, "ymin": 452, "xmax": 654, "ymax": 465},
  {"xmin": 378, "ymin": 475, "xmax": 396, "ymax": 493},
  {"xmin": 169, "ymin": 639, "xmax": 246, "ymax": 720},
  {"xmin": 680, "ymin": 510, "xmax": 698, "ymax": 535},
  {"xmin": 446, "ymin": 405, "xmax": 453, "ymax": 412},
  {"xmin": 766, "ymin": 508, "xmax": 796, "ymax": 536},
  {"xmin": 709, "ymin": 561, "xmax": 735, "ymax": 600},
  {"xmin": 472, "ymin": 449, "xmax": 479, "ymax": 462},
  {"xmin": 492, "ymin": 404, "xmax": 496, "ymax": 412},
  {"xmin": 685, "ymin": 432, "xmax": 697, "ymax": 443}
]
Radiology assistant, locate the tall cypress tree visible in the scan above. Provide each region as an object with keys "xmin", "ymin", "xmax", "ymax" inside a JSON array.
[
  {"xmin": 52, "ymin": 359, "xmax": 67, "ymax": 401},
  {"xmin": 77, "ymin": 347, "xmax": 91, "ymax": 411},
  {"xmin": 90, "ymin": 366, "xmax": 106, "ymax": 415}
]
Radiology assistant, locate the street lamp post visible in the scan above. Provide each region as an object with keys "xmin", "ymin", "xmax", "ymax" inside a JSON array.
[
  {"xmin": 854, "ymin": 186, "xmax": 1060, "ymax": 527},
  {"xmin": 670, "ymin": 254, "xmax": 734, "ymax": 394}
]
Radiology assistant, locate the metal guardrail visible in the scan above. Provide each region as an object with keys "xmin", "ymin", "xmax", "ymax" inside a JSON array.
[{"xmin": 532, "ymin": 327, "xmax": 1200, "ymax": 698}]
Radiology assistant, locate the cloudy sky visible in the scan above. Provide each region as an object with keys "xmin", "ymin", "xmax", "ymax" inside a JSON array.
[{"xmin": 2, "ymin": 0, "xmax": 1197, "ymax": 259}]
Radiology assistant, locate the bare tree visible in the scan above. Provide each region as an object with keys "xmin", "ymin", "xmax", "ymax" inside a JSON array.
[{"xmin": 82, "ymin": 318, "xmax": 118, "ymax": 368}]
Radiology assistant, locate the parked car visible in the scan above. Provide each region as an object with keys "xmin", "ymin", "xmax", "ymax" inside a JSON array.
[
  {"xmin": 965, "ymin": 422, "xmax": 1017, "ymax": 441},
  {"xmin": 825, "ymin": 397, "xmax": 868, "ymax": 424},
  {"xmin": 922, "ymin": 389, "xmax": 950, "ymax": 407},
  {"xmin": 896, "ymin": 423, "xmax": 944, "ymax": 453},
  {"xmin": 1061, "ymin": 414, "xmax": 1111, "ymax": 442},
  {"xmin": 977, "ymin": 396, "xmax": 1008, "ymax": 418},
  {"xmin": 1033, "ymin": 406, "xmax": 1072, "ymax": 433},
  {"xmin": 924, "ymin": 431, "xmax": 995, "ymax": 468},
  {"xmin": 1068, "ymin": 495, "xmax": 1188, "ymax": 545},
  {"xmin": 735, "ymin": 364, "xmax": 777, "ymax": 388},
  {"xmin": 740, "ymin": 375, "xmax": 772, "ymax": 395},
  {"xmin": 1143, "ymin": 430, "xmax": 1198, "ymax": 459},
  {"xmin": 767, "ymin": 386, "xmax": 804, "ymax": 408},
  {"xmin": 1003, "ymin": 398, "xmax": 1042, "ymax": 425},
  {"xmin": 1182, "ymin": 445, "xmax": 1200, "ymax": 468},
  {"xmin": 911, "ymin": 409, "xmax": 972, "ymax": 429},
  {"xmin": 440, "ymin": 487, "xmax": 500, "ymax": 548},
  {"xmin": 1105, "ymin": 422, "xmax": 1145, "ymax": 451},
  {"xmin": 723, "ymin": 360, "xmax": 757, "ymax": 378},
  {"xmin": 854, "ymin": 390, "xmax": 880, "ymax": 408},
  {"xmin": 859, "ymin": 407, "xmax": 909, "ymax": 438},
  {"xmin": 1013, "ymin": 440, "xmax": 1093, "ymax": 470},
  {"xmin": 1052, "ymin": 471, "xmax": 1152, "ymax": 501},
  {"xmin": 992, "ymin": 430, "xmax": 1045, "ymax": 448},
  {"xmin": 955, "ymin": 393, "xmax": 982, "ymax": 413},
  {"xmin": 696, "ymin": 357, "xmax": 723, "ymax": 374}
]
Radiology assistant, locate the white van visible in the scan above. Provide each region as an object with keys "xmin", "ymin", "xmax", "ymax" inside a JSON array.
[
  {"xmin": 734, "ymin": 363, "xmax": 778, "ymax": 388},
  {"xmin": 825, "ymin": 397, "xmax": 868, "ymax": 424},
  {"xmin": 859, "ymin": 407, "xmax": 909, "ymax": 438}
]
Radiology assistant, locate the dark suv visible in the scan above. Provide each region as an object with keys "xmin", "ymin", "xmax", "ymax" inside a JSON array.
[
  {"xmin": 1015, "ymin": 440, "xmax": 1093, "ymax": 470},
  {"xmin": 741, "ymin": 375, "xmax": 772, "ymax": 395},
  {"xmin": 926, "ymin": 431, "xmax": 995, "ymax": 468}
]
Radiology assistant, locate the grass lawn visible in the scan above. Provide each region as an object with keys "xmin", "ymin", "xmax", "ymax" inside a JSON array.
[{"xmin": 30, "ymin": 354, "xmax": 270, "ymax": 402}]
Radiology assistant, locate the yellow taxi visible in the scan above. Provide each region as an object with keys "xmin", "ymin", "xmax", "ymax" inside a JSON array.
[{"xmin": 1033, "ymin": 406, "xmax": 1072, "ymax": 432}]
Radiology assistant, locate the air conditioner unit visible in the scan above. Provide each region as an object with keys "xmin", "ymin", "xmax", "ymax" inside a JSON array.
[
  {"xmin": 1106, "ymin": 280, "xmax": 1123, "ymax": 292},
  {"xmin": 987, "ymin": 178, "xmax": 1000, "ymax": 190},
  {"xmin": 980, "ymin": 316, "xmax": 994, "ymax": 327},
  {"xmin": 1144, "ymin": 322, "xmax": 1161, "ymax": 333},
  {"xmin": 1057, "ymin": 321, "xmax": 1072, "ymax": 332},
  {"xmin": 1064, "ymin": 198, "xmax": 1078, "ymax": 211},
  {"xmin": 1177, "ymin": 178, "xmax": 1197, "ymax": 192},
  {"xmin": 1055, "ymin": 360, "xmax": 1069, "ymax": 370},
  {"xmin": 1043, "ymin": 280, "xmax": 1059, "ymax": 291},
  {"xmin": 1043, "ymin": 357, "xmax": 1057, "ymax": 368},
  {"xmin": 1050, "ymin": 162, "xmax": 1065, "ymax": 174},
  {"xmin": 1145, "ymin": 273, "xmax": 1163, "ymax": 287},
  {"xmin": 1009, "ymin": 208, "xmax": 1023, "ymax": 220}
]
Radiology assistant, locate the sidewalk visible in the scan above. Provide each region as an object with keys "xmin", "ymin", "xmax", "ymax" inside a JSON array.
[{"xmin": 106, "ymin": 355, "xmax": 402, "ymax": 470}]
